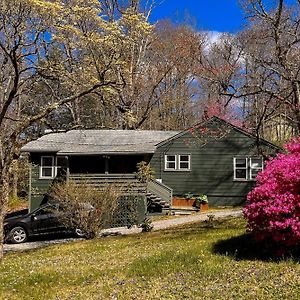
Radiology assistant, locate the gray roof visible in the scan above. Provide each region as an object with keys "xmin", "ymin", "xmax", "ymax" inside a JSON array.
[{"xmin": 21, "ymin": 130, "xmax": 179, "ymax": 155}]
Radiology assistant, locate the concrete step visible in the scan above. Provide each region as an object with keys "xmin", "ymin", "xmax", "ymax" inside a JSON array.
[{"xmin": 169, "ymin": 206, "xmax": 199, "ymax": 213}]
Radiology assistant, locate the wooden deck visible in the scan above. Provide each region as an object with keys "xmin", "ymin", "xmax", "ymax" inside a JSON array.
[{"xmin": 68, "ymin": 174, "xmax": 173, "ymax": 207}]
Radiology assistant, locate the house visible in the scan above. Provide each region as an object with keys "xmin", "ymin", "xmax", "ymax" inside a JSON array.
[
  {"xmin": 22, "ymin": 130, "xmax": 179, "ymax": 215},
  {"xmin": 150, "ymin": 117, "xmax": 280, "ymax": 206},
  {"xmin": 21, "ymin": 116, "xmax": 280, "ymax": 215}
]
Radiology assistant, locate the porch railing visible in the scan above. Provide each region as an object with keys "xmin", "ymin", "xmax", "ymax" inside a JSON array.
[
  {"xmin": 68, "ymin": 174, "xmax": 173, "ymax": 207},
  {"xmin": 147, "ymin": 179, "xmax": 173, "ymax": 207},
  {"xmin": 68, "ymin": 173, "xmax": 147, "ymax": 194}
]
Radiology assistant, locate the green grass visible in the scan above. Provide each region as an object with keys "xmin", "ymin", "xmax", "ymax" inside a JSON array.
[{"xmin": 1, "ymin": 217, "xmax": 299, "ymax": 300}]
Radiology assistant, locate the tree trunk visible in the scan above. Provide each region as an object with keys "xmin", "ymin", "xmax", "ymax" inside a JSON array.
[
  {"xmin": 11, "ymin": 160, "xmax": 18, "ymax": 199},
  {"xmin": 0, "ymin": 172, "xmax": 9, "ymax": 261}
]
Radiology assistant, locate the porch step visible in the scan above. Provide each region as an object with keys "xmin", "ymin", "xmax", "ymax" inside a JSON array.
[
  {"xmin": 146, "ymin": 192, "xmax": 170, "ymax": 211},
  {"xmin": 169, "ymin": 206, "xmax": 199, "ymax": 214},
  {"xmin": 173, "ymin": 211, "xmax": 194, "ymax": 215}
]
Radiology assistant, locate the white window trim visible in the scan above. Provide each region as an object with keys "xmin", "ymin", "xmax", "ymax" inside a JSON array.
[
  {"xmin": 249, "ymin": 157, "xmax": 264, "ymax": 180},
  {"xmin": 233, "ymin": 157, "xmax": 263, "ymax": 181},
  {"xmin": 233, "ymin": 157, "xmax": 248, "ymax": 181},
  {"xmin": 164, "ymin": 154, "xmax": 191, "ymax": 171},
  {"xmin": 165, "ymin": 154, "xmax": 177, "ymax": 171},
  {"xmin": 178, "ymin": 154, "xmax": 191, "ymax": 170},
  {"xmin": 40, "ymin": 156, "xmax": 56, "ymax": 179}
]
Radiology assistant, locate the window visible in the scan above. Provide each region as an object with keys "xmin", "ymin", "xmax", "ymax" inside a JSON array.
[
  {"xmin": 40, "ymin": 156, "xmax": 55, "ymax": 179},
  {"xmin": 233, "ymin": 157, "xmax": 263, "ymax": 181},
  {"xmin": 165, "ymin": 155, "xmax": 177, "ymax": 170},
  {"xmin": 40, "ymin": 156, "xmax": 68, "ymax": 179},
  {"xmin": 234, "ymin": 158, "xmax": 248, "ymax": 180},
  {"xmin": 249, "ymin": 157, "xmax": 264, "ymax": 180},
  {"xmin": 179, "ymin": 155, "xmax": 190, "ymax": 170},
  {"xmin": 165, "ymin": 154, "xmax": 191, "ymax": 171}
]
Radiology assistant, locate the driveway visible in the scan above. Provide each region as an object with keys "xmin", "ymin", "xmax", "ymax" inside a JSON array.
[{"xmin": 4, "ymin": 209, "xmax": 243, "ymax": 253}]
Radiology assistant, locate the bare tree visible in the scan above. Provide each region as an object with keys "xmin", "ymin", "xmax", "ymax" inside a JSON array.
[
  {"xmin": 192, "ymin": 0, "xmax": 300, "ymax": 142},
  {"xmin": 238, "ymin": 0, "xmax": 300, "ymax": 137}
]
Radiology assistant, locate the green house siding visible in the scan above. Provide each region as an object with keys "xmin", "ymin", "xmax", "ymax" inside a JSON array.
[
  {"xmin": 30, "ymin": 165, "xmax": 53, "ymax": 211},
  {"xmin": 150, "ymin": 126, "xmax": 277, "ymax": 206}
]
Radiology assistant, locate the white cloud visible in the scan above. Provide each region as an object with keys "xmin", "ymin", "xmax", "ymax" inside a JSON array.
[{"xmin": 205, "ymin": 30, "xmax": 223, "ymax": 45}]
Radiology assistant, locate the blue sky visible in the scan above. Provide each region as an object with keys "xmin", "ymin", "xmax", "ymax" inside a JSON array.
[
  {"xmin": 149, "ymin": 0, "xmax": 298, "ymax": 33},
  {"xmin": 149, "ymin": 0, "xmax": 245, "ymax": 33}
]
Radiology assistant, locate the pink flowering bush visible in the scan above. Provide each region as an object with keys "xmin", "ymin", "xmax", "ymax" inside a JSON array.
[{"xmin": 243, "ymin": 138, "xmax": 300, "ymax": 254}]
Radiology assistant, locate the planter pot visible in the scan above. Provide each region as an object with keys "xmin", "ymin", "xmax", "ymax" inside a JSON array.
[
  {"xmin": 172, "ymin": 197, "xmax": 196, "ymax": 207},
  {"xmin": 200, "ymin": 203, "xmax": 209, "ymax": 211}
]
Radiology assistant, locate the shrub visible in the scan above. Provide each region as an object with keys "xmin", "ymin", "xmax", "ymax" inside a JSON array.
[
  {"xmin": 139, "ymin": 217, "xmax": 154, "ymax": 232},
  {"xmin": 136, "ymin": 161, "xmax": 155, "ymax": 183},
  {"xmin": 243, "ymin": 138, "xmax": 300, "ymax": 254},
  {"xmin": 50, "ymin": 182, "xmax": 120, "ymax": 238}
]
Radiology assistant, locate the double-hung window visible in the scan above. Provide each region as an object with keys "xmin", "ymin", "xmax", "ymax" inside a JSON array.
[
  {"xmin": 165, "ymin": 154, "xmax": 191, "ymax": 171},
  {"xmin": 40, "ymin": 156, "xmax": 55, "ymax": 179},
  {"xmin": 233, "ymin": 156, "xmax": 263, "ymax": 181},
  {"xmin": 249, "ymin": 157, "xmax": 264, "ymax": 180},
  {"xmin": 178, "ymin": 155, "xmax": 190, "ymax": 170},
  {"xmin": 165, "ymin": 155, "xmax": 177, "ymax": 170},
  {"xmin": 40, "ymin": 156, "xmax": 67, "ymax": 179}
]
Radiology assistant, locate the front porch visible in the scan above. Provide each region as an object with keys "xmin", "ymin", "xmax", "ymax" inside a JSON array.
[{"xmin": 68, "ymin": 173, "xmax": 173, "ymax": 213}]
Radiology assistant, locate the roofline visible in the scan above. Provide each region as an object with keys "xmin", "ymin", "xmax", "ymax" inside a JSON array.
[
  {"xmin": 156, "ymin": 116, "xmax": 282, "ymax": 151},
  {"xmin": 155, "ymin": 117, "xmax": 215, "ymax": 148},
  {"xmin": 21, "ymin": 149, "xmax": 59, "ymax": 153},
  {"xmin": 57, "ymin": 151, "xmax": 155, "ymax": 155},
  {"xmin": 22, "ymin": 150, "xmax": 154, "ymax": 155}
]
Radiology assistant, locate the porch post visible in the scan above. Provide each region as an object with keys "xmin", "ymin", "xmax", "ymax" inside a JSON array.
[{"xmin": 104, "ymin": 155, "xmax": 110, "ymax": 174}]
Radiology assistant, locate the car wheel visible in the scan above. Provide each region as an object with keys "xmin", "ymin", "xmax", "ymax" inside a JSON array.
[
  {"xmin": 9, "ymin": 226, "xmax": 28, "ymax": 244},
  {"xmin": 74, "ymin": 228, "xmax": 86, "ymax": 238}
]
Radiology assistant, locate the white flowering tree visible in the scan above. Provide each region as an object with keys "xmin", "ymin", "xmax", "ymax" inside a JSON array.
[{"xmin": 0, "ymin": 0, "xmax": 152, "ymax": 259}]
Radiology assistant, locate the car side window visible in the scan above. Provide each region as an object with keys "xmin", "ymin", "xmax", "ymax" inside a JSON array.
[{"xmin": 34, "ymin": 207, "xmax": 55, "ymax": 216}]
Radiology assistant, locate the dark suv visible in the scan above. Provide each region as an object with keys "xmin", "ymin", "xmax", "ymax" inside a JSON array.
[{"xmin": 4, "ymin": 204, "xmax": 85, "ymax": 243}]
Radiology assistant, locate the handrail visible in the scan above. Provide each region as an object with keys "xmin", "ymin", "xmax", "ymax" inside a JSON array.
[
  {"xmin": 147, "ymin": 179, "xmax": 173, "ymax": 206},
  {"xmin": 151, "ymin": 179, "xmax": 173, "ymax": 193}
]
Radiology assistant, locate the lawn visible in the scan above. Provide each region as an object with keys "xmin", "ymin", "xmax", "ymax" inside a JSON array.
[{"xmin": 1, "ymin": 217, "xmax": 299, "ymax": 300}]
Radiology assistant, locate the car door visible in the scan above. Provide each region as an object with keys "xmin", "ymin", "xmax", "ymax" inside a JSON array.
[{"xmin": 30, "ymin": 206, "xmax": 61, "ymax": 234}]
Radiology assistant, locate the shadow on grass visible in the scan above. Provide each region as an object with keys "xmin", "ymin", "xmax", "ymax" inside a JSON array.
[{"xmin": 213, "ymin": 233, "xmax": 300, "ymax": 262}]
